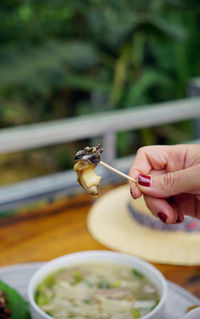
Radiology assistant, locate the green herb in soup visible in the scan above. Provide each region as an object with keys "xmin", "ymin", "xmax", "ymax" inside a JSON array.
[{"xmin": 35, "ymin": 262, "xmax": 160, "ymax": 319}]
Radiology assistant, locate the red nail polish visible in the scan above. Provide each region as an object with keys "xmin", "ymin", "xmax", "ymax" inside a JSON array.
[
  {"xmin": 157, "ymin": 212, "xmax": 167, "ymax": 224},
  {"xmin": 138, "ymin": 174, "xmax": 151, "ymax": 187}
]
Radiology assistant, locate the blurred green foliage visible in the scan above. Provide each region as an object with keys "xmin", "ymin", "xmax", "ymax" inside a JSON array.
[
  {"xmin": 0, "ymin": 0, "xmax": 200, "ymax": 128},
  {"xmin": 0, "ymin": 0, "xmax": 200, "ymax": 184}
]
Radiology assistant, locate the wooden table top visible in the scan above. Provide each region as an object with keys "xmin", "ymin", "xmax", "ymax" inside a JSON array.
[{"xmin": 0, "ymin": 184, "xmax": 200, "ymax": 299}]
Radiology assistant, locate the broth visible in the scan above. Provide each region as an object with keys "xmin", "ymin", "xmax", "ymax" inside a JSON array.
[{"xmin": 35, "ymin": 262, "xmax": 160, "ymax": 319}]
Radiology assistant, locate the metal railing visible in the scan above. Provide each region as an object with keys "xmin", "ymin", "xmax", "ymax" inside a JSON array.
[{"xmin": 0, "ymin": 96, "xmax": 200, "ymax": 211}]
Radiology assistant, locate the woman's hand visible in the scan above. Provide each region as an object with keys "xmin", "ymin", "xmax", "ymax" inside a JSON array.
[{"xmin": 129, "ymin": 144, "xmax": 200, "ymax": 224}]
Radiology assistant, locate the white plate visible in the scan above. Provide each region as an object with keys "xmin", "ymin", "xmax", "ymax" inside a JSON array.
[{"xmin": 0, "ymin": 262, "xmax": 199, "ymax": 319}]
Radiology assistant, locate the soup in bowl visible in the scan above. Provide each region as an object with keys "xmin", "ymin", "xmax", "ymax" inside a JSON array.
[{"xmin": 28, "ymin": 251, "xmax": 168, "ymax": 319}]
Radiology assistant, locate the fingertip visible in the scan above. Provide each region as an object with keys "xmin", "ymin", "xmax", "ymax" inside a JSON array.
[
  {"xmin": 129, "ymin": 168, "xmax": 142, "ymax": 199},
  {"xmin": 143, "ymin": 195, "xmax": 178, "ymax": 224},
  {"xmin": 164, "ymin": 209, "xmax": 178, "ymax": 225},
  {"xmin": 176, "ymin": 212, "xmax": 184, "ymax": 224},
  {"xmin": 158, "ymin": 204, "xmax": 178, "ymax": 225},
  {"xmin": 166, "ymin": 200, "xmax": 180, "ymax": 224},
  {"xmin": 137, "ymin": 174, "xmax": 152, "ymax": 188},
  {"xmin": 130, "ymin": 184, "xmax": 142, "ymax": 199}
]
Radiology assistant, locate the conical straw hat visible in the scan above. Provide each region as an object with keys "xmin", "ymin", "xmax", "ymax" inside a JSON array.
[{"xmin": 87, "ymin": 184, "xmax": 200, "ymax": 265}]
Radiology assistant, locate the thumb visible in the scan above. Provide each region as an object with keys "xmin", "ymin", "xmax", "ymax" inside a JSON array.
[{"xmin": 137, "ymin": 165, "xmax": 200, "ymax": 198}]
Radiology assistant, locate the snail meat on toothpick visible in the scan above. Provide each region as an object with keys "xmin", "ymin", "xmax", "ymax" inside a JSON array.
[
  {"xmin": 74, "ymin": 141, "xmax": 136, "ymax": 196},
  {"xmin": 73, "ymin": 142, "xmax": 104, "ymax": 195}
]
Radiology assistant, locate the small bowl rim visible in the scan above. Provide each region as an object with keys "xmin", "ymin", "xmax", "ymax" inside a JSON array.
[{"xmin": 28, "ymin": 250, "xmax": 168, "ymax": 319}]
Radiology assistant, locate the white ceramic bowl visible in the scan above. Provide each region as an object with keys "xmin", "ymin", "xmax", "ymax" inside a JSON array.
[{"xmin": 28, "ymin": 250, "xmax": 168, "ymax": 319}]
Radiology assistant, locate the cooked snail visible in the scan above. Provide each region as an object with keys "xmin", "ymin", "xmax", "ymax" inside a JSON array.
[{"xmin": 73, "ymin": 142, "xmax": 104, "ymax": 195}]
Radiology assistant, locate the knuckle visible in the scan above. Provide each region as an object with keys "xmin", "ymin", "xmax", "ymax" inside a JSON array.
[
  {"xmin": 136, "ymin": 146, "xmax": 148, "ymax": 156},
  {"xmin": 161, "ymin": 172, "xmax": 176, "ymax": 192}
]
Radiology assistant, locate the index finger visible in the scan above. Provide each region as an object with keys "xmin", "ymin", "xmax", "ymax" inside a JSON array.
[
  {"xmin": 129, "ymin": 145, "xmax": 169, "ymax": 198},
  {"xmin": 130, "ymin": 145, "xmax": 170, "ymax": 175}
]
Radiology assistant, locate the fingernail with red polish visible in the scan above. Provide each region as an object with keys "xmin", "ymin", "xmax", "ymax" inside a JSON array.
[
  {"xmin": 157, "ymin": 212, "xmax": 168, "ymax": 224},
  {"xmin": 138, "ymin": 174, "xmax": 151, "ymax": 187}
]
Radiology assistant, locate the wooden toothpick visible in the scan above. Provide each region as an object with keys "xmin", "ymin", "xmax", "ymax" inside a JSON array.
[{"xmin": 99, "ymin": 161, "xmax": 136, "ymax": 184}]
